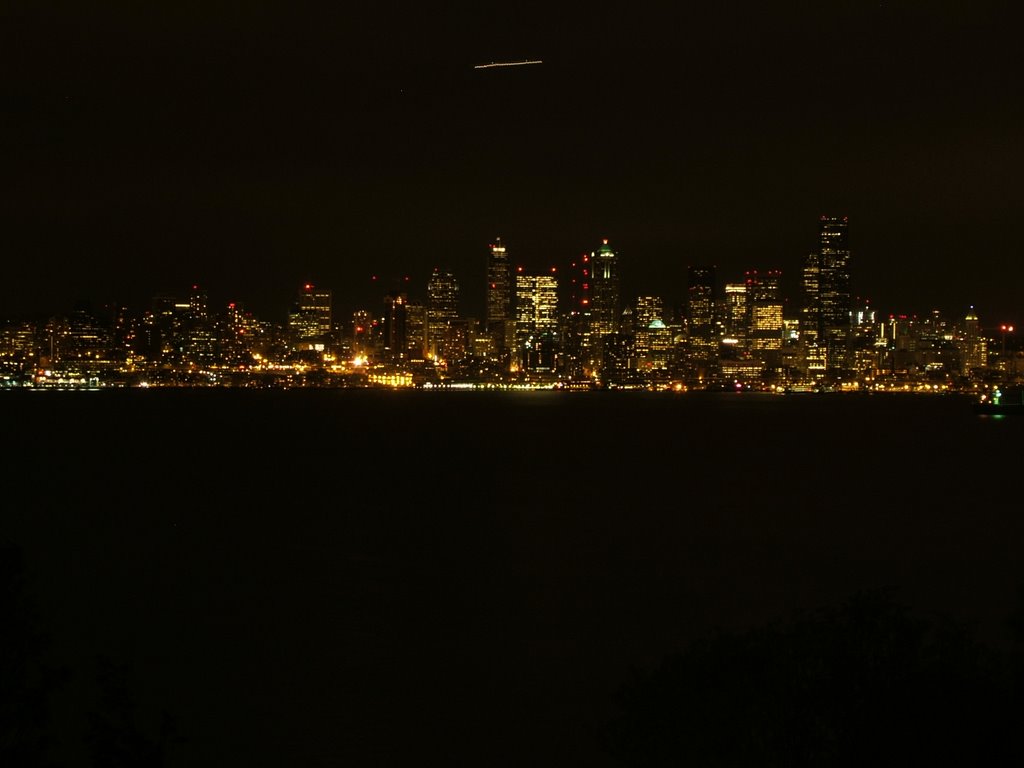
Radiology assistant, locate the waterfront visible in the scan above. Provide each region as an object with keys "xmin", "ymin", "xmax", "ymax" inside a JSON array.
[{"xmin": 4, "ymin": 390, "xmax": 1024, "ymax": 766}]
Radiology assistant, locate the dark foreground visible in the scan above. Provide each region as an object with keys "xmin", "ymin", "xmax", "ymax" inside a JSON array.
[{"xmin": 4, "ymin": 390, "xmax": 1024, "ymax": 766}]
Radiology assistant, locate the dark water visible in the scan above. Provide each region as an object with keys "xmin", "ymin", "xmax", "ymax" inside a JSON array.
[{"xmin": 4, "ymin": 390, "xmax": 1024, "ymax": 766}]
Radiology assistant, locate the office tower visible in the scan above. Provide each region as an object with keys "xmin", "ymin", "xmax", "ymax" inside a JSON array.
[
  {"xmin": 632, "ymin": 297, "xmax": 670, "ymax": 372},
  {"xmin": 382, "ymin": 290, "xmax": 408, "ymax": 362},
  {"xmin": 515, "ymin": 268, "xmax": 559, "ymax": 372},
  {"xmin": 404, "ymin": 303, "xmax": 427, "ymax": 360},
  {"xmin": 351, "ymin": 310, "xmax": 373, "ymax": 359},
  {"xmin": 723, "ymin": 282, "xmax": 749, "ymax": 349},
  {"xmin": 800, "ymin": 250, "xmax": 820, "ymax": 345},
  {"xmin": 818, "ymin": 216, "xmax": 852, "ymax": 372},
  {"xmin": 560, "ymin": 251, "xmax": 593, "ymax": 378},
  {"xmin": 746, "ymin": 269, "xmax": 784, "ymax": 353},
  {"xmin": 633, "ymin": 296, "xmax": 664, "ymax": 331},
  {"xmin": 289, "ymin": 283, "xmax": 332, "ymax": 341},
  {"xmin": 687, "ymin": 265, "xmax": 718, "ymax": 375},
  {"xmin": 426, "ymin": 267, "xmax": 459, "ymax": 360},
  {"xmin": 961, "ymin": 306, "xmax": 987, "ymax": 374},
  {"xmin": 188, "ymin": 284, "xmax": 208, "ymax": 320},
  {"xmin": 590, "ymin": 239, "xmax": 620, "ymax": 338},
  {"xmin": 486, "ymin": 238, "xmax": 512, "ymax": 353}
]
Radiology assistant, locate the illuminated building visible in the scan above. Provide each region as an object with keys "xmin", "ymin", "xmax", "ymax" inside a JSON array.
[
  {"xmin": 633, "ymin": 297, "xmax": 669, "ymax": 371},
  {"xmin": 961, "ymin": 306, "xmax": 987, "ymax": 374},
  {"xmin": 561, "ymin": 251, "xmax": 593, "ymax": 378},
  {"xmin": 352, "ymin": 310, "xmax": 373, "ymax": 359},
  {"xmin": 746, "ymin": 270, "xmax": 783, "ymax": 353},
  {"xmin": 723, "ymin": 282, "xmax": 749, "ymax": 350},
  {"xmin": 687, "ymin": 265, "xmax": 718, "ymax": 377},
  {"xmin": 800, "ymin": 250, "xmax": 820, "ymax": 344},
  {"xmin": 382, "ymin": 290, "xmax": 408, "ymax": 362},
  {"xmin": 800, "ymin": 216, "xmax": 851, "ymax": 376},
  {"xmin": 404, "ymin": 303, "xmax": 427, "ymax": 360},
  {"xmin": 289, "ymin": 283, "xmax": 332, "ymax": 342},
  {"xmin": 818, "ymin": 216, "xmax": 852, "ymax": 373},
  {"xmin": 559, "ymin": 238, "xmax": 618, "ymax": 378},
  {"xmin": 590, "ymin": 239, "xmax": 620, "ymax": 338},
  {"xmin": 515, "ymin": 268, "xmax": 559, "ymax": 372},
  {"xmin": 633, "ymin": 296, "xmax": 664, "ymax": 330},
  {"xmin": 426, "ymin": 267, "xmax": 459, "ymax": 360},
  {"xmin": 637, "ymin": 318, "xmax": 671, "ymax": 371},
  {"xmin": 486, "ymin": 238, "xmax": 512, "ymax": 355}
]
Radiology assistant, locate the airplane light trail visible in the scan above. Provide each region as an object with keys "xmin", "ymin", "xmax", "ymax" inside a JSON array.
[{"xmin": 473, "ymin": 60, "xmax": 543, "ymax": 69}]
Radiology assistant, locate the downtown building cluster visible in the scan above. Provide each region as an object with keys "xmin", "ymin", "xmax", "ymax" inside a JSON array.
[{"xmin": 1, "ymin": 217, "xmax": 1020, "ymax": 391}]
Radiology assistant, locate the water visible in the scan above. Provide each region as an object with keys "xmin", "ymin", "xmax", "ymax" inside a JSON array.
[{"xmin": 3, "ymin": 390, "xmax": 1023, "ymax": 766}]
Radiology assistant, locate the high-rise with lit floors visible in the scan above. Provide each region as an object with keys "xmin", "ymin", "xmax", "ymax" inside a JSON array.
[
  {"xmin": 687, "ymin": 265, "xmax": 718, "ymax": 378},
  {"xmin": 723, "ymin": 282, "xmax": 749, "ymax": 350},
  {"xmin": 589, "ymin": 239, "xmax": 620, "ymax": 339},
  {"xmin": 746, "ymin": 270, "xmax": 784, "ymax": 354},
  {"xmin": 486, "ymin": 238, "xmax": 512, "ymax": 358},
  {"xmin": 289, "ymin": 283, "xmax": 332, "ymax": 343},
  {"xmin": 426, "ymin": 267, "xmax": 459, "ymax": 361},
  {"xmin": 514, "ymin": 268, "xmax": 559, "ymax": 372},
  {"xmin": 818, "ymin": 215, "xmax": 852, "ymax": 374}
]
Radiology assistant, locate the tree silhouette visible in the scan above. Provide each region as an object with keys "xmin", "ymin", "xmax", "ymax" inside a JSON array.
[
  {"xmin": 0, "ymin": 540, "xmax": 64, "ymax": 768},
  {"xmin": 85, "ymin": 657, "xmax": 179, "ymax": 768},
  {"xmin": 603, "ymin": 589, "xmax": 1023, "ymax": 767}
]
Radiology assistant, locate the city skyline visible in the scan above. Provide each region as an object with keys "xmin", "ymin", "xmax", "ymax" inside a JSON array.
[
  {"xmin": 4, "ymin": 3, "xmax": 1021, "ymax": 324},
  {"xmin": 1, "ymin": 222, "xmax": 1015, "ymax": 333},
  {"xmin": 4, "ymin": 210, "xmax": 1020, "ymax": 393}
]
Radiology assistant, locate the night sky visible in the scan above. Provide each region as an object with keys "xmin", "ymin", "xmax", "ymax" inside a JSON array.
[{"xmin": 4, "ymin": 1, "xmax": 1021, "ymax": 325}]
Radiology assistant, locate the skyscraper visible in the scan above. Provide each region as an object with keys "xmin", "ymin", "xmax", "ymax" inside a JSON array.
[
  {"xmin": 687, "ymin": 265, "xmax": 718, "ymax": 377},
  {"xmin": 589, "ymin": 239, "xmax": 620, "ymax": 338},
  {"xmin": 426, "ymin": 267, "xmax": 459, "ymax": 360},
  {"xmin": 723, "ymin": 282, "xmax": 749, "ymax": 350},
  {"xmin": 746, "ymin": 269, "xmax": 784, "ymax": 353},
  {"xmin": 514, "ymin": 268, "xmax": 559, "ymax": 372},
  {"xmin": 289, "ymin": 283, "xmax": 332, "ymax": 342},
  {"xmin": 381, "ymin": 289, "xmax": 408, "ymax": 362},
  {"xmin": 818, "ymin": 215, "xmax": 852, "ymax": 374},
  {"xmin": 486, "ymin": 238, "xmax": 512, "ymax": 355},
  {"xmin": 819, "ymin": 216, "xmax": 851, "ymax": 327}
]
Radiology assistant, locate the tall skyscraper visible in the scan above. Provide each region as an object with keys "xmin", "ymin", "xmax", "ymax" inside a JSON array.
[
  {"xmin": 514, "ymin": 268, "xmax": 559, "ymax": 372},
  {"xmin": 289, "ymin": 283, "xmax": 332, "ymax": 342},
  {"xmin": 589, "ymin": 239, "xmax": 620, "ymax": 338},
  {"xmin": 800, "ymin": 250, "xmax": 821, "ymax": 344},
  {"xmin": 723, "ymin": 282, "xmax": 749, "ymax": 349},
  {"xmin": 746, "ymin": 269, "xmax": 784, "ymax": 353},
  {"xmin": 961, "ymin": 306, "xmax": 987, "ymax": 374},
  {"xmin": 818, "ymin": 215, "xmax": 852, "ymax": 373},
  {"xmin": 426, "ymin": 267, "xmax": 459, "ymax": 360},
  {"xmin": 687, "ymin": 265, "xmax": 718, "ymax": 376},
  {"xmin": 486, "ymin": 238, "xmax": 512, "ymax": 354},
  {"xmin": 819, "ymin": 216, "xmax": 851, "ymax": 328},
  {"xmin": 381, "ymin": 289, "xmax": 408, "ymax": 362}
]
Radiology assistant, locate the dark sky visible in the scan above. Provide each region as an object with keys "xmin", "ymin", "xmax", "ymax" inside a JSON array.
[{"xmin": 4, "ymin": 1, "xmax": 1022, "ymax": 325}]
